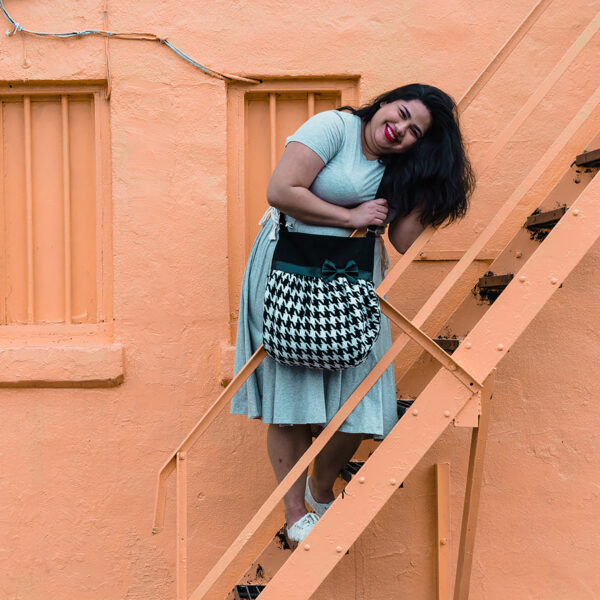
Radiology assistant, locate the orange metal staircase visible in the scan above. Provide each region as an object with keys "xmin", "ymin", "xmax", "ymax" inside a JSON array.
[{"xmin": 153, "ymin": 8, "xmax": 600, "ymax": 600}]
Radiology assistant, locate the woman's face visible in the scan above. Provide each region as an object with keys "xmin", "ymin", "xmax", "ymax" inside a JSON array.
[{"xmin": 363, "ymin": 99, "xmax": 432, "ymax": 158}]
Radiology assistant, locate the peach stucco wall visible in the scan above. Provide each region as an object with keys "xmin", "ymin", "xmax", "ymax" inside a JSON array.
[{"xmin": 1, "ymin": 1, "xmax": 599, "ymax": 598}]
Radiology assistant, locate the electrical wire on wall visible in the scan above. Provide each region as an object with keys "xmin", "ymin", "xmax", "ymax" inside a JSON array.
[{"xmin": 0, "ymin": 0, "xmax": 261, "ymax": 95}]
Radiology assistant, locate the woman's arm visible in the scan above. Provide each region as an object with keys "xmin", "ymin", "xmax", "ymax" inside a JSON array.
[
  {"xmin": 267, "ymin": 142, "xmax": 388, "ymax": 229},
  {"xmin": 387, "ymin": 207, "xmax": 426, "ymax": 254}
]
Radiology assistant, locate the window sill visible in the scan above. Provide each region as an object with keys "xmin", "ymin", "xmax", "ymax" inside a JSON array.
[{"xmin": 0, "ymin": 342, "xmax": 124, "ymax": 387}]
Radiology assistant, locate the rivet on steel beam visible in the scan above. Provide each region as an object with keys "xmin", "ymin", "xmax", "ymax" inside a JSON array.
[
  {"xmin": 519, "ymin": 275, "xmax": 526, "ymax": 282},
  {"xmin": 448, "ymin": 363, "xmax": 457, "ymax": 372},
  {"xmin": 336, "ymin": 546, "xmax": 343, "ymax": 553},
  {"xmin": 551, "ymin": 278, "xmax": 558, "ymax": 285},
  {"xmin": 304, "ymin": 544, "xmax": 311, "ymax": 551},
  {"xmin": 515, "ymin": 251, "xmax": 522, "ymax": 258},
  {"xmin": 465, "ymin": 341, "xmax": 472, "ymax": 349},
  {"xmin": 444, "ymin": 410, "xmax": 451, "ymax": 418},
  {"xmin": 497, "ymin": 344, "xmax": 504, "ymax": 351},
  {"xmin": 358, "ymin": 476, "xmax": 366, "ymax": 484},
  {"xmin": 572, "ymin": 209, "xmax": 580, "ymax": 216},
  {"xmin": 389, "ymin": 478, "xmax": 397, "ymax": 485},
  {"xmin": 412, "ymin": 409, "xmax": 419, "ymax": 416},
  {"xmin": 440, "ymin": 538, "xmax": 448, "ymax": 545},
  {"xmin": 178, "ymin": 452, "xmax": 186, "ymax": 460}
]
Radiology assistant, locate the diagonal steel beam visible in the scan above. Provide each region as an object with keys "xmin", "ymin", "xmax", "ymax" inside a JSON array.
[{"xmin": 250, "ymin": 170, "xmax": 600, "ymax": 600}]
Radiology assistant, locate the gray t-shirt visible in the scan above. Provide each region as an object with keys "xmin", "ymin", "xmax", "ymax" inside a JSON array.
[{"xmin": 285, "ymin": 110, "xmax": 386, "ymax": 207}]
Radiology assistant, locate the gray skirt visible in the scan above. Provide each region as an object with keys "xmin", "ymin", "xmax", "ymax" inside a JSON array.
[{"xmin": 230, "ymin": 210, "xmax": 397, "ymax": 438}]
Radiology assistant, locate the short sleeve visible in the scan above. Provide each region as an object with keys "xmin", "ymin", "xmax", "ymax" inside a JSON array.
[{"xmin": 285, "ymin": 110, "xmax": 345, "ymax": 164}]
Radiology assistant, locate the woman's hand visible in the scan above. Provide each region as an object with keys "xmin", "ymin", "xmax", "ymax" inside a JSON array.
[
  {"xmin": 268, "ymin": 143, "xmax": 373, "ymax": 228},
  {"xmin": 348, "ymin": 198, "xmax": 388, "ymax": 228}
]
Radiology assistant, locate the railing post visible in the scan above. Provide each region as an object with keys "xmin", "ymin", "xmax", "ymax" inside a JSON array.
[
  {"xmin": 177, "ymin": 451, "xmax": 188, "ymax": 600},
  {"xmin": 454, "ymin": 371, "xmax": 495, "ymax": 600},
  {"xmin": 436, "ymin": 462, "xmax": 452, "ymax": 600}
]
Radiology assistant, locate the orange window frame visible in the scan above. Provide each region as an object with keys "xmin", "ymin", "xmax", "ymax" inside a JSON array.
[
  {"xmin": 225, "ymin": 78, "xmax": 359, "ymax": 341},
  {"xmin": 0, "ymin": 83, "xmax": 112, "ymax": 343}
]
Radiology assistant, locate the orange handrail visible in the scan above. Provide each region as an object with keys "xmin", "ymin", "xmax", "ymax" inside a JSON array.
[
  {"xmin": 258, "ymin": 170, "xmax": 600, "ymax": 596},
  {"xmin": 191, "ymin": 85, "xmax": 600, "ymax": 600},
  {"xmin": 153, "ymin": 8, "xmax": 600, "ymax": 599}
]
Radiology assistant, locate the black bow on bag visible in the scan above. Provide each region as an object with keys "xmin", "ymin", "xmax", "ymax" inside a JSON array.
[{"xmin": 262, "ymin": 212, "xmax": 381, "ymax": 370}]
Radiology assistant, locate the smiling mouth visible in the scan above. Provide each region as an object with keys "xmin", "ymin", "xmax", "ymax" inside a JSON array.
[{"xmin": 384, "ymin": 124, "xmax": 399, "ymax": 143}]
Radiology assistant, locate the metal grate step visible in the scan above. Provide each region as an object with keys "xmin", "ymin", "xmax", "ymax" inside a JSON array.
[
  {"xmin": 340, "ymin": 460, "xmax": 365, "ymax": 482},
  {"xmin": 234, "ymin": 584, "xmax": 265, "ymax": 599}
]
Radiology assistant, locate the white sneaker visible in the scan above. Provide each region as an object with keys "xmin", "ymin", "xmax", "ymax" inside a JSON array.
[
  {"xmin": 305, "ymin": 476, "xmax": 334, "ymax": 518},
  {"xmin": 286, "ymin": 512, "xmax": 320, "ymax": 544}
]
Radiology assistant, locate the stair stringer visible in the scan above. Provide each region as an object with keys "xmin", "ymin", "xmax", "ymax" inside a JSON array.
[{"xmin": 255, "ymin": 168, "xmax": 600, "ymax": 599}]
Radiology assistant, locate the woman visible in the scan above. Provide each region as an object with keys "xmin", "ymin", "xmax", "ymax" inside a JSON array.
[{"xmin": 231, "ymin": 83, "xmax": 474, "ymax": 544}]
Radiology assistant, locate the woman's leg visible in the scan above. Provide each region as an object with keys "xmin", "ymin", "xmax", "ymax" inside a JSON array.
[
  {"xmin": 310, "ymin": 432, "xmax": 363, "ymax": 503},
  {"xmin": 267, "ymin": 424, "xmax": 312, "ymax": 527}
]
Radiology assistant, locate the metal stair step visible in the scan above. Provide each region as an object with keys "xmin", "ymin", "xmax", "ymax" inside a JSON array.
[
  {"xmin": 476, "ymin": 272, "xmax": 514, "ymax": 303},
  {"xmin": 340, "ymin": 460, "xmax": 365, "ymax": 482},
  {"xmin": 575, "ymin": 148, "xmax": 600, "ymax": 168},
  {"xmin": 233, "ymin": 585, "xmax": 265, "ymax": 599},
  {"xmin": 397, "ymin": 398, "xmax": 415, "ymax": 417},
  {"xmin": 525, "ymin": 206, "xmax": 567, "ymax": 230},
  {"xmin": 432, "ymin": 337, "xmax": 461, "ymax": 354}
]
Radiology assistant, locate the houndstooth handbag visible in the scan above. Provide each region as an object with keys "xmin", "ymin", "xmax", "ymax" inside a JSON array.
[{"xmin": 263, "ymin": 213, "xmax": 381, "ymax": 370}]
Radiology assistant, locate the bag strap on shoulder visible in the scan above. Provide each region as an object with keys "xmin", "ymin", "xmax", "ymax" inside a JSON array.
[{"xmin": 279, "ymin": 211, "xmax": 377, "ymax": 239}]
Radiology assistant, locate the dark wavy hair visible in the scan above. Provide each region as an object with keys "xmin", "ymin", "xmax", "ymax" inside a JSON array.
[{"xmin": 339, "ymin": 83, "xmax": 475, "ymax": 227}]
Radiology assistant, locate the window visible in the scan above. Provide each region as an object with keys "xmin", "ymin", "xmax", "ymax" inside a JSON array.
[
  {"xmin": 0, "ymin": 84, "xmax": 111, "ymax": 333},
  {"xmin": 226, "ymin": 78, "xmax": 359, "ymax": 339},
  {"xmin": 0, "ymin": 84, "xmax": 119, "ymax": 387}
]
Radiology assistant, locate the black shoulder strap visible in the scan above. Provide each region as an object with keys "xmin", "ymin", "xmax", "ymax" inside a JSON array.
[{"xmin": 278, "ymin": 207, "xmax": 380, "ymax": 238}]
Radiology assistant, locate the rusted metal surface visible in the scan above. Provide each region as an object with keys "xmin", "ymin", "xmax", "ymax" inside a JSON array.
[
  {"xmin": 433, "ymin": 337, "xmax": 461, "ymax": 354},
  {"xmin": 575, "ymin": 147, "xmax": 600, "ymax": 168},
  {"xmin": 230, "ymin": 528, "xmax": 292, "ymax": 594},
  {"xmin": 476, "ymin": 273, "xmax": 514, "ymax": 303},
  {"xmin": 477, "ymin": 273, "xmax": 514, "ymax": 289},
  {"xmin": 525, "ymin": 206, "xmax": 567, "ymax": 229}
]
